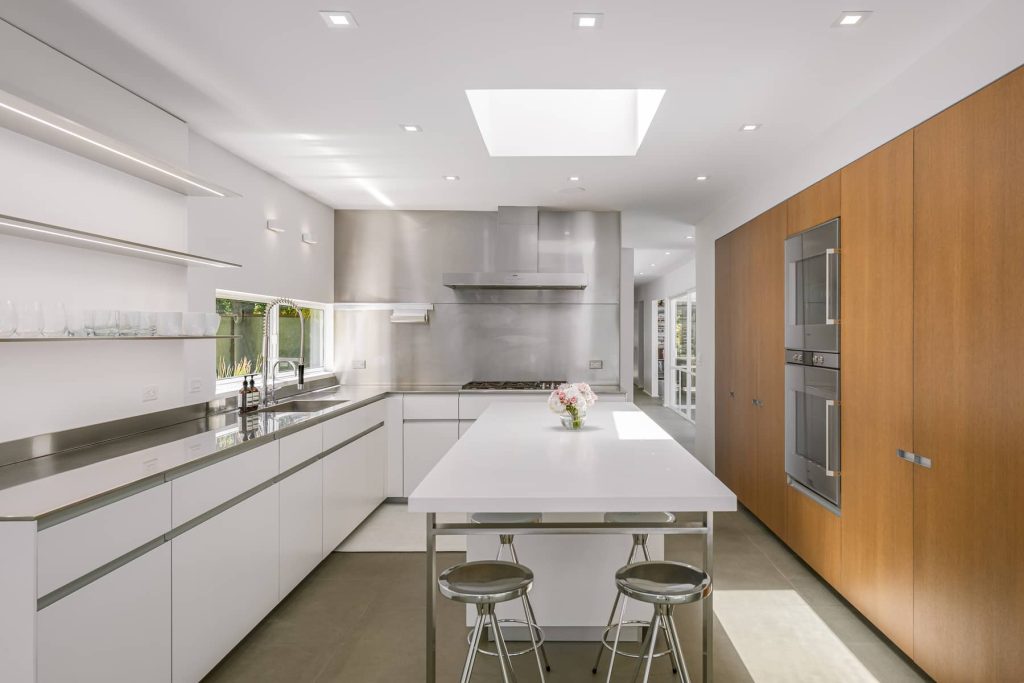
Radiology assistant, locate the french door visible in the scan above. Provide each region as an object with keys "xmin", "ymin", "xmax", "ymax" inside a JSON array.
[{"xmin": 669, "ymin": 290, "xmax": 697, "ymax": 422}]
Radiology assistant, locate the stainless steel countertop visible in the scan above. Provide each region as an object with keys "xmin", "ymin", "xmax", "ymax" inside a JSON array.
[{"xmin": 0, "ymin": 384, "xmax": 626, "ymax": 522}]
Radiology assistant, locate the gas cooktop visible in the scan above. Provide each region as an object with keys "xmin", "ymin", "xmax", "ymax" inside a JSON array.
[{"xmin": 461, "ymin": 380, "xmax": 566, "ymax": 391}]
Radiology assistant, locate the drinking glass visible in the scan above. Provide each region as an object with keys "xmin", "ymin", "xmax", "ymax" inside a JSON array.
[
  {"xmin": 0, "ymin": 300, "xmax": 16, "ymax": 337},
  {"xmin": 183, "ymin": 312, "xmax": 205, "ymax": 336},
  {"xmin": 41, "ymin": 302, "xmax": 67, "ymax": 337},
  {"xmin": 66, "ymin": 309, "xmax": 89, "ymax": 337},
  {"xmin": 92, "ymin": 310, "xmax": 119, "ymax": 337},
  {"xmin": 156, "ymin": 312, "xmax": 182, "ymax": 336},
  {"xmin": 118, "ymin": 310, "xmax": 141, "ymax": 337},
  {"xmin": 16, "ymin": 301, "xmax": 42, "ymax": 337},
  {"xmin": 139, "ymin": 311, "xmax": 156, "ymax": 337}
]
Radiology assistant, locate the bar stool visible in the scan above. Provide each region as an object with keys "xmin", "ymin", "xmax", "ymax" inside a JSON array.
[
  {"xmin": 606, "ymin": 561, "xmax": 712, "ymax": 683},
  {"xmin": 438, "ymin": 560, "xmax": 547, "ymax": 683},
  {"xmin": 592, "ymin": 512, "xmax": 678, "ymax": 676},
  {"xmin": 470, "ymin": 512, "xmax": 551, "ymax": 672}
]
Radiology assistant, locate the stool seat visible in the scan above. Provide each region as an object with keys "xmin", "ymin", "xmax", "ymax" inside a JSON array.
[
  {"xmin": 470, "ymin": 512, "xmax": 542, "ymax": 525},
  {"xmin": 604, "ymin": 511, "xmax": 676, "ymax": 525},
  {"xmin": 615, "ymin": 561, "xmax": 711, "ymax": 606},
  {"xmin": 438, "ymin": 560, "xmax": 533, "ymax": 605}
]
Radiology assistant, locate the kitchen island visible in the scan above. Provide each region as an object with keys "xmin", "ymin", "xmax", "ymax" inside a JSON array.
[{"xmin": 408, "ymin": 401, "xmax": 737, "ymax": 682}]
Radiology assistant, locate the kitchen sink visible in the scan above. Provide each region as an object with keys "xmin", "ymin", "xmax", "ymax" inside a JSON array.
[{"xmin": 259, "ymin": 399, "xmax": 349, "ymax": 413}]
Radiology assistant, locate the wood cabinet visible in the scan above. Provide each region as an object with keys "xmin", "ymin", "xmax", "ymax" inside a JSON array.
[
  {"xmin": 784, "ymin": 485, "xmax": 841, "ymax": 584},
  {"xmin": 911, "ymin": 66, "xmax": 1024, "ymax": 682},
  {"xmin": 787, "ymin": 172, "xmax": 840, "ymax": 235},
  {"xmin": 280, "ymin": 459, "xmax": 324, "ymax": 597},
  {"xmin": 714, "ymin": 205, "xmax": 786, "ymax": 538},
  {"xmin": 171, "ymin": 486, "xmax": 280, "ymax": 683},
  {"xmin": 838, "ymin": 132, "xmax": 915, "ymax": 654},
  {"xmin": 37, "ymin": 544, "xmax": 171, "ymax": 683}
]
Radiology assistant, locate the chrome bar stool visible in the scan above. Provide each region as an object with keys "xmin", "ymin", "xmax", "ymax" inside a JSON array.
[
  {"xmin": 592, "ymin": 512, "xmax": 680, "ymax": 676},
  {"xmin": 606, "ymin": 561, "xmax": 712, "ymax": 683},
  {"xmin": 470, "ymin": 512, "xmax": 551, "ymax": 672},
  {"xmin": 438, "ymin": 560, "xmax": 547, "ymax": 683}
]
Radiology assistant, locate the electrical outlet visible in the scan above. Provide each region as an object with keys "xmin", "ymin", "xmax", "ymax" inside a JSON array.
[
  {"xmin": 589, "ymin": 360, "xmax": 603, "ymax": 370},
  {"xmin": 142, "ymin": 385, "xmax": 159, "ymax": 402},
  {"xmin": 188, "ymin": 378, "xmax": 202, "ymax": 393},
  {"xmin": 352, "ymin": 360, "xmax": 367, "ymax": 369}
]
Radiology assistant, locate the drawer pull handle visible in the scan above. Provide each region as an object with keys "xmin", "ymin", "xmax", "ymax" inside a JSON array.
[{"xmin": 896, "ymin": 449, "xmax": 932, "ymax": 468}]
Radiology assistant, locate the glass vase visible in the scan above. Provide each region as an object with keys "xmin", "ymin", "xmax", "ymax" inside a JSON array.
[{"xmin": 560, "ymin": 408, "xmax": 587, "ymax": 431}]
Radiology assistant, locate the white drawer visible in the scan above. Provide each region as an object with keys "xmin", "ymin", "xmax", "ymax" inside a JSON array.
[
  {"xmin": 458, "ymin": 393, "xmax": 545, "ymax": 420},
  {"xmin": 323, "ymin": 400, "xmax": 386, "ymax": 450},
  {"xmin": 279, "ymin": 423, "xmax": 323, "ymax": 472},
  {"xmin": 171, "ymin": 441, "xmax": 278, "ymax": 527},
  {"xmin": 404, "ymin": 393, "xmax": 458, "ymax": 420},
  {"xmin": 37, "ymin": 483, "xmax": 171, "ymax": 597}
]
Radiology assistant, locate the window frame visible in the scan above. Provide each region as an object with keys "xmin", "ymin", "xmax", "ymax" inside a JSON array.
[{"xmin": 214, "ymin": 290, "xmax": 334, "ymax": 396}]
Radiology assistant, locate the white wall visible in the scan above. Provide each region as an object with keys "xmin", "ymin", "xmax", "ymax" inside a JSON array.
[
  {"xmin": 0, "ymin": 20, "xmax": 335, "ymax": 442},
  {"xmin": 693, "ymin": 0, "xmax": 1024, "ymax": 470},
  {"xmin": 633, "ymin": 258, "xmax": 696, "ymax": 398}
]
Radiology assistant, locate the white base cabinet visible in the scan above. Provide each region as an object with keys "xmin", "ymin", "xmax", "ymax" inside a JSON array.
[
  {"xmin": 279, "ymin": 459, "xmax": 324, "ymax": 597},
  {"xmin": 403, "ymin": 421, "xmax": 459, "ymax": 495},
  {"xmin": 171, "ymin": 486, "xmax": 279, "ymax": 683},
  {"xmin": 323, "ymin": 426, "xmax": 386, "ymax": 554},
  {"xmin": 37, "ymin": 543, "xmax": 171, "ymax": 683}
]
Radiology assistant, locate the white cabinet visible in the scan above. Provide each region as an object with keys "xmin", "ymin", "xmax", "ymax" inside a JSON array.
[
  {"xmin": 279, "ymin": 424, "xmax": 323, "ymax": 472},
  {"xmin": 458, "ymin": 420, "xmax": 474, "ymax": 438},
  {"xmin": 37, "ymin": 543, "xmax": 171, "ymax": 683},
  {"xmin": 403, "ymin": 421, "xmax": 459, "ymax": 495},
  {"xmin": 404, "ymin": 393, "xmax": 459, "ymax": 419},
  {"xmin": 171, "ymin": 486, "xmax": 279, "ymax": 683},
  {"xmin": 323, "ymin": 426, "xmax": 386, "ymax": 554},
  {"xmin": 280, "ymin": 459, "xmax": 323, "ymax": 597},
  {"xmin": 171, "ymin": 441, "xmax": 278, "ymax": 526}
]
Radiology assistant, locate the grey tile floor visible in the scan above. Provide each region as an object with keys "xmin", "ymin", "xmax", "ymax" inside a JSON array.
[{"xmin": 204, "ymin": 396, "xmax": 929, "ymax": 683}]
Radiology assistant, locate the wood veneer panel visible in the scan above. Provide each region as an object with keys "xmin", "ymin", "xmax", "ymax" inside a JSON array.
[
  {"xmin": 729, "ymin": 222, "xmax": 759, "ymax": 509},
  {"xmin": 912, "ymin": 66, "xmax": 1024, "ymax": 682},
  {"xmin": 753, "ymin": 204, "xmax": 787, "ymax": 538},
  {"xmin": 787, "ymin": 172, "xmax": 840, "ymax": 235},
  {"xmin": 838, "ymin": 132, "xmax": 915, "ymax": 655},
  {"xmin": 785, "ymin": 485, "xmax": 841, "ymax": 586}
]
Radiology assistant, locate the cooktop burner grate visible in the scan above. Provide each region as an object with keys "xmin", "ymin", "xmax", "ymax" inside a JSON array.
[{"xmin": 461, "ymin": 380, "xmax": 566, "ymax": 391}]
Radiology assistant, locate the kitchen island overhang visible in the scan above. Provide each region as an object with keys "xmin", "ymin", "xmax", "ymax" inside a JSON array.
[{"xmin": 410, "ymin": 402, "xmax": 736, "ymax": 683}]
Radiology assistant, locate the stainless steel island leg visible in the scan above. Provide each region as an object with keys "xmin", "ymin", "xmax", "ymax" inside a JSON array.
[
  {"xmin": 426, "ymin": 512, "xmax": 436, "ymax": 683},
  {"xmin": 703, "ymin": 511, "xmax": 714, "ymax": 683}
]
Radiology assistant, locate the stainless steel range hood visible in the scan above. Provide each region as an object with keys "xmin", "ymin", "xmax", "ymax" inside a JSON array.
[{"xmin": 442, "ymin": 206, "xmax": 589, "ymax": 290}]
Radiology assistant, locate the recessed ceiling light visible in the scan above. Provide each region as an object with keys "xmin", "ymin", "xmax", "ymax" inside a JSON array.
[
  {"xmin": 574, "ymin": 13, "xmax": 603, "ymax": 29},
  {"xmin": 665, "ymin": 251, "xmax": 671, "ymax": 255},
  {"xmin": 686, "ymin": 235, "xmax": 694, "ymax": 240},
  {"xmin": 639, "ymin": 272, "xmax": 644, "ymax": 276},
  {"xmin": 833, "ymin": 11, "xmax": 872, "ymax": 27},
  {"xmin": 696, "ymin": 175, "xmax": 709, "ymax": 181},
  {"xmin": 466, "ymin": 89, "xmax": 665, "ymax": 157},
  {"xmin": 568, "ymin": 175, "xmax": 581, "ymax": 182},
  {"xmin": 401, "ymin": 124, "xmax": 421, "ymax": 133},
  {"xmin": 650, "ymin": 263, "xmax": 656, "ymax": 267},
  {"xmin": 320, "ymin": 11, "xmax": 357, "ymax": 28},
  {"xmin": 740, "ymin": 123, "xmax": 761, "ymax": 132},
  {"xmin": 444, "ymin": 175, "xmax": 459, "ymax": 181}
]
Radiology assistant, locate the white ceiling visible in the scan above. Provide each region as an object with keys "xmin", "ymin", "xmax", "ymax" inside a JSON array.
[{"xmin": 0, "ymin": 0, "xmax": 995, "ymax": 241}]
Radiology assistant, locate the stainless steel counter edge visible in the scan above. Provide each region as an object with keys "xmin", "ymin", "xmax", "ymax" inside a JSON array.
[{"xmin": 0, "ymin": 385, "xmax": 628, "ymax": 523}]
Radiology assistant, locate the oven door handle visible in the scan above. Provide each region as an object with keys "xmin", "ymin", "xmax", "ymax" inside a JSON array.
[
  {"xmin": 825, "ymin": 248, "xmax": 840, "ymax": 325},
  {"xmin": 825, "ymin": 399, "xmax": 840, "ymax": 477}
]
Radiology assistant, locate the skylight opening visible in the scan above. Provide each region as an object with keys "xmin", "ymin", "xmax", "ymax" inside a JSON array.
[{"xmin": 465, "ymin": 89, "xmax": 666, "ymax": 157}]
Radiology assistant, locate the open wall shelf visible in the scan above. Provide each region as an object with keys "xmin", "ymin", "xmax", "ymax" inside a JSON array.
[
  {"xmin": 0, "ymin": 336, "xmax": 240, "ymax": 342},
  {"xmin": 0, "ymin": 213, "xmax": 241, "ymax": 268}
]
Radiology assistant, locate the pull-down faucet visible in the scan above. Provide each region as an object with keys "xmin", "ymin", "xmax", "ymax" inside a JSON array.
[{"xmin": 260, "ymin": 298, "xmax": 305, "ymax": 406}]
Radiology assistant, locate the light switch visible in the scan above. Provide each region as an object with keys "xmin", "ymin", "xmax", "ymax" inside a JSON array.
[{"xmin": 589, "ymin": 360, "xmax": 603, "ymax": 370}]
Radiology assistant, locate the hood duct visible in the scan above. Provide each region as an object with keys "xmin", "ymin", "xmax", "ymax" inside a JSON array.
[{"xmin": 442, "ymin": 206, "xmax": 589, "ymax": 290}]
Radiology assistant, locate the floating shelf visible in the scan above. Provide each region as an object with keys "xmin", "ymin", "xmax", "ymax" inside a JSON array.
[
  {"xmin": 0, "ymin": 86, "xmax": 237, "ymax": 197},
  {"xmin": 0, "ymin": 213, "xmax": 242, "ymax": 268},
  {"xmin": 0, "ymin": 336, "xmax": 240, "ymax": 342}
]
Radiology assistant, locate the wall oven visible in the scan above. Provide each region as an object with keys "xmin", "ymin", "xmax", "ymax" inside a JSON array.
[{"xmin": 784, "ymin": 219, "xmax": 841, "ymax": 513}]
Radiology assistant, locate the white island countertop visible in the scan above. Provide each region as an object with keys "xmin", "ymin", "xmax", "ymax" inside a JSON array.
[{"xmin": 408, "ymin": 402, "xmax": 736, "ymax": 514}]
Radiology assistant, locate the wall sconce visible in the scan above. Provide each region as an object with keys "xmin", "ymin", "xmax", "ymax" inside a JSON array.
[
  {"xmin": 266, "ymin": 219, "xmax": 286, "ymax": 233},
  {"xmin": 301, "ymin": 232, "xmax": 318, "ymax": 245}
]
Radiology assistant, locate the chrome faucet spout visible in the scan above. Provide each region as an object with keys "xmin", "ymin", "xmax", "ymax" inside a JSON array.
[{"xmin": 260, "ymin": 298, "xmax": 306, "ymax": 406}]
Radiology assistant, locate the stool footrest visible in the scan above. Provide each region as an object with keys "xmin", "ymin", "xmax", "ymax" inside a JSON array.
[
  {"xmin": 468, "ymin": 618, "xmax": 546, "ymax": 657},
  {"xmin": 600, "ymin": 620, "xmax": 674, "ymax": 659}
]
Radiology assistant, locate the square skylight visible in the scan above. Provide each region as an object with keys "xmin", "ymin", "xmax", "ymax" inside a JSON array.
[{"xmin": 465, "ymin": 89, "xmax": 666, "ymax": 157}]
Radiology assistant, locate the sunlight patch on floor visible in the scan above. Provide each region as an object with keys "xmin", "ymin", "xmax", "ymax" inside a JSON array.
[{"xmin": 715, "ymin": 590, "xmax": 879, "ymax": 683}]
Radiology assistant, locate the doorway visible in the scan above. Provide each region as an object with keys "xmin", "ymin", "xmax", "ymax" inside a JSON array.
[{"xmin": 668, "ymin": 290, "xmax": 697, "ymax": 422}]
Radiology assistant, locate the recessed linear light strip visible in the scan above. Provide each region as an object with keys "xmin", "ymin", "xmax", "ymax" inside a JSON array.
[
  {"xmin": 0, "ymin": 217, "xmax": 239, "ymax": 268},
  {"xmin": 0, "ymin": 100, "xmax": 226, "ymax": 197}
]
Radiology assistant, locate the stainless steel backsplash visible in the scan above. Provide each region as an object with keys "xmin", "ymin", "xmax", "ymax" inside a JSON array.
[{"xmin": 334, "ymin": 208, "xmax": 622, "ymax": 385}]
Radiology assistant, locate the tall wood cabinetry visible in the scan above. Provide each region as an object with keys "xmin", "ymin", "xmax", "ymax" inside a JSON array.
[
  {"xmin": 714, "ymin": 205, "xmax": 786, "ymax": 538},
  {"xmin": 715, "ymin": 66, "xmax": 1024, "ymax": 681},
  {"xmin": 911, "ymin": 67, "xmax": 1024, "ymax": 682},
  {"xmin": 839, "ymin": 132, "xmax": 915, "ymax": 654}
]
